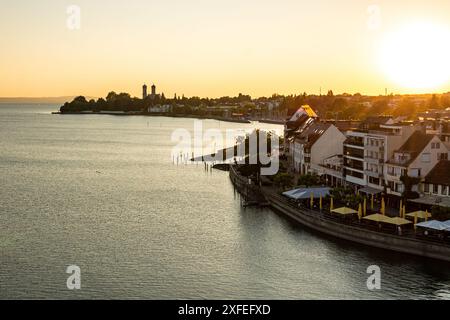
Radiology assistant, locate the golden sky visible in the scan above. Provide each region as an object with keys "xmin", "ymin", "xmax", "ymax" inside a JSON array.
[{"xmin": 1, "ymin": 0, "xmax": 449, "ymax": 98}]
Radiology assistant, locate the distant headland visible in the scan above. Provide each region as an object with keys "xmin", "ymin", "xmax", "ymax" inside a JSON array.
[{"xmin": 56, "ymin": 83, "xmax": 450, "ymax": 122}]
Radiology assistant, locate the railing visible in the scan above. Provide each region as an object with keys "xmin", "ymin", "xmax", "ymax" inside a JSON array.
[
  {"xmin": 230, "ymin": 166, "xmax": 450, "ymax": 252},
  {"xmin": 229, "ymin": 165, "xmax": 265, "ymax": 202},
  {"xmin": 263, "ymin": 188, "xmax": 450, "ymax": 247}
]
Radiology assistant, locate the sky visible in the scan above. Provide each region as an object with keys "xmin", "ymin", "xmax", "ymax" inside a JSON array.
[{"xmin": 0, "ymin": 0, "xmax": 450, "ymax": 98}]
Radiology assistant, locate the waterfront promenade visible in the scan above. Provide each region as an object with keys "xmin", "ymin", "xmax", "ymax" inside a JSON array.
[{"xmin": 229, "ymin": 165, "xmax": 450, "ymax": 262}]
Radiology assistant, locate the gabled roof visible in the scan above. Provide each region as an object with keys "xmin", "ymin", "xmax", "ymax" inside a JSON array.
[
  {"xmin": 397, "ymin": 131, "xmax": 433, "ymax": 154},
  {"xmin": 289, "ymin": 105, "xmax": 318, "ymax": 122},
  {"xmin": 425, "ymin": 160, "xmax": 450, "ymax": 186},
  {"xmin": 388, "ymin": 131, "xmax": 434, "ymax": 167},
  {"xmin": 286, "ymin": 113, "xmax": 310, "ymax": 130},
  {"xmin": 294, "ymin": 122, "xmax": 332, "ymax": 148}
]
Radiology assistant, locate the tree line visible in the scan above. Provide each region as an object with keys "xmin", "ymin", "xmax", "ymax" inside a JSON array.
[{"xmin": 60, "ymin": 90, "xmax": 450, "ymax": 120}]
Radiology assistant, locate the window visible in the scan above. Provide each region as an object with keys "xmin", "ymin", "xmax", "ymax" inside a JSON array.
[
  {"xmin": 410, "ymin": 168, "xmax": 421, "ymax": 178},
  {"xmin": 438, "ymin": 153, "xmax": 448, "ymax": 161},
  {"xmin": 421, "ymin": 153, "xmax": 431, "ymax": 163},
  {"xmin": 424, "ymin": 183, "xmax": 430, "ymax": 193},
  {"xmin": 442, "ymin": 185, "xmax": 449, "ymax": 196},
  {"xmin": 396, "ymin": 183, "xmax": 404, "ymax": 193},
  {"xmin": 388, "ymin": 166, "xmax": 395, "ymax": 175},
  {"xmin": 433, "ymin": 184, "xmax": 439, "ymax": 194},
  {"xmin": 431, "ymin": 142, "xmax": 441, "ymax": 149}
]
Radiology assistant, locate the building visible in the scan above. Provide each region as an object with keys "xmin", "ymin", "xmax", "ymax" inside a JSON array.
[
  {"xmin": 142, "ymin": 83, "xmax": 159, "ymax": 100},
  {"xmin": 285, "ymin": 114, "xmax": 316, "ymax": 167},
  {"xmin": 343, "ymin": 117, "xmax": 421, "ymax": 192},
  {"xmin": 343, "ymin": 130, "xmax": 366, "ymax": 187},
  {"xmin": 292, "ymin": 123, "xmax": 346, "ymax": 177},
  {"xmin": 142, "ymin": 84, "xmax": 147, "ymax": 99},
  {"xmin": 288, "ymin": 105, "xmax": 318, "ymax": 122},
  {"xmin": 439, "ymin": 120, "xmax": 450, "ymax": 147},
  {"xmin": 385, "ymin": 131, "xmax": 448, "ymax": 197},
  {"xmin": 412, "ymin": 160, "xmax": 450, "ymax": 208},
  {"xmin": 283, "ymin": 105, "xmax": 318, "ymax": 160},
  {"xmin": 148, "ymin": 104, "xmax": 172, "ymax": 114}
]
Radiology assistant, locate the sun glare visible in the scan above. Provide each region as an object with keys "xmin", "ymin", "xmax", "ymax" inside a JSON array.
[{"xmin": 379, "ymin": 22, "xmax": 450, "ymax": 91}]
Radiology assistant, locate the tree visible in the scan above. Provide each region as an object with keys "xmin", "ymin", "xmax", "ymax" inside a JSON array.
[
  {"xmin": 330, "ymin": 98, "xmax": 348, "ymax": 113},
  {"xmin": 400, "ymin": 175, "xmax": 421, "ymax": 200},
  {"xmin": 431, "ymin": 206, "xmax": 450, "ymax": 220},
  {"xmin": 273, "ymin": 173, "xmax": 293, "ymax": 190},
  {"xmin": 297, "ymin": 174, "xmax": 320, "ymax": 187},
  {"xmin": 366, "ymin": 99, "xmax": 389, "ymax": 117},
  {"xmin": 106, "ymin": 91, "xmax": 118, "ymax": 103},
  {"xmin": 393, "ymin": 98, "xmax": 417, "ymax": 119},
  {"xmin": 429, "ymin": 94, "xmax": 441, "ymax": 109},
  {"xmin": 73, "ymin": 96, "xmax": 87, "ymax": 104}
]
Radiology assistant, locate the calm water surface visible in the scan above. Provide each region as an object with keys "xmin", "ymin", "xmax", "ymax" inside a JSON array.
[{"xmin": 1, "ymin": 104, "xmax": 450, "ymax": 299}]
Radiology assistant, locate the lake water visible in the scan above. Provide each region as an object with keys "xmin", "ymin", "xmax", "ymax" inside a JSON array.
[{"xmin": 1, "ymin": 104, "xmax": 450, "ymax": 300}]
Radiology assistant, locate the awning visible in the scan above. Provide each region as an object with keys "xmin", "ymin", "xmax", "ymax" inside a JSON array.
[
  {"xmin": 363, "ymin": 214, "xmax": 391, "ymax": 223},
  {"xmin": 359, "ymin": 187, "xmax": 383, "ymax": 195},
  {"xmin": 331, "ymin": 207, "xmax": 358, "ymax": 215},
  {"xmin": 283, "ymin": 187, "xmax": 330, "ymax": 200},
  {"xmin": 416, "ymin": 220, "xmax": 448, "ymax": 231},
  {"xmin": 409, "ymin": 195, "xmax": 450, "ymax": 208},
  {"xmin": 384, "ymin": 217, "xmax": 412, "ymax": 226},
  {"xmin": 406, "ymin": 211, "xmax": 432, "ymax": 220}
]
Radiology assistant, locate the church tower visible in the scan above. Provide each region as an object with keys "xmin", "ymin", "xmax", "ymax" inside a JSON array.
[
  {"xmin": 151, "ymin": 84, "xmax": 156, "ymax": 97},
  {"xmin": 143, "ymin": 84, "xmax": 148, "ymax": 99}
]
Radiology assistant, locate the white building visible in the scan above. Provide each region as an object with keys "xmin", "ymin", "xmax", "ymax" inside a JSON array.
[
  {"xmin": 343, "ymin": 118, "xmax": 421, "ymax": 192},
  {"xmin": 292, "ymin": 123, "xmax": 346, "ymax": 176},
  {"xmin": 385, "ymin": 132, "xmax": 449, "ymax": 196},
  {"xmin": 148, "ymin": 104, "xmax": 172, "ymax": 113}
]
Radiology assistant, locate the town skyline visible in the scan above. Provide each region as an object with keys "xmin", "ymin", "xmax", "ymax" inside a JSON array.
[{"xmin": 2, "ymin": 86, "xmax": 450, "ymax": 103}]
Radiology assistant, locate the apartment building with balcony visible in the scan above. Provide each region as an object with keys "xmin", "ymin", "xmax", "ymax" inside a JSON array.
[
  {"xmin": 364, "ymin": 123, "xmax": 420, "ymax": 192},
  {"xmin": 343, "ymin": 117, "xmax": 421, "ymax": 191},
  {"xmin": 343, "ymin": 131, "xmax": 366, "ymax": 186}
]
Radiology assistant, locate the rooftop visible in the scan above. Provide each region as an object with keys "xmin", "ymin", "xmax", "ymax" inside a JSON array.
[
  {"xmin": 397, "ymin": 131, "xmax": 433, "ymax": 154},
  {"xmin": 425, "ymin": 160, "xmax": 450, "ymax": 186},
  {"xmin": 387, "ymin": 131, "xmax": 434, "ymax": 167},
  {"xmin": 294, "ymin": 122, "xmax": 332, "ymax": 148}
]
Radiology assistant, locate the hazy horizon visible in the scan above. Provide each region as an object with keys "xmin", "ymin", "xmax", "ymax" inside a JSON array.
[{"xmin": 1, "ymin": 89, "xmax": 450, "ymax": 104}]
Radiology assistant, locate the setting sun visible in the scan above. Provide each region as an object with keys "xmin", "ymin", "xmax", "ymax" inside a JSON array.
[{"xmin": 379, "ymin": 22, "xmax": 450, "ymax": 91}]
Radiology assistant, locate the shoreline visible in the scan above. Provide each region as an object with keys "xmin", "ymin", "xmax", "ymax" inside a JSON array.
[
  {"xmin": 229, "ymin": 165, "xmax": 450, "ymax": 263},
  {"xmin": 51, "ymin": 111, "xmax": 270, "ymax": 124}
]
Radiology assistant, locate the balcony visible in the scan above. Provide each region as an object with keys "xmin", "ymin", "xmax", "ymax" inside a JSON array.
[
  {"xmin": 344, "ymin": 158, "xmax": 364, "ymax": 172},
  {"xmin": 344, "ymin": 137, "xmax": 364, "ymax": 148},
  {"xmin": 386, "ymin": 172, "xmax": 401, "ymax": 182},
  {"xmin": 365, "ymin": 156, "xmax": 384, "ymax": 164},
  {"xmin": 365, "ymin": 170, "xmax": 383, "ymax": 178},
  {"xmin": 344, "ymin": 146, "xmax": 364, "ymax": 159}
]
